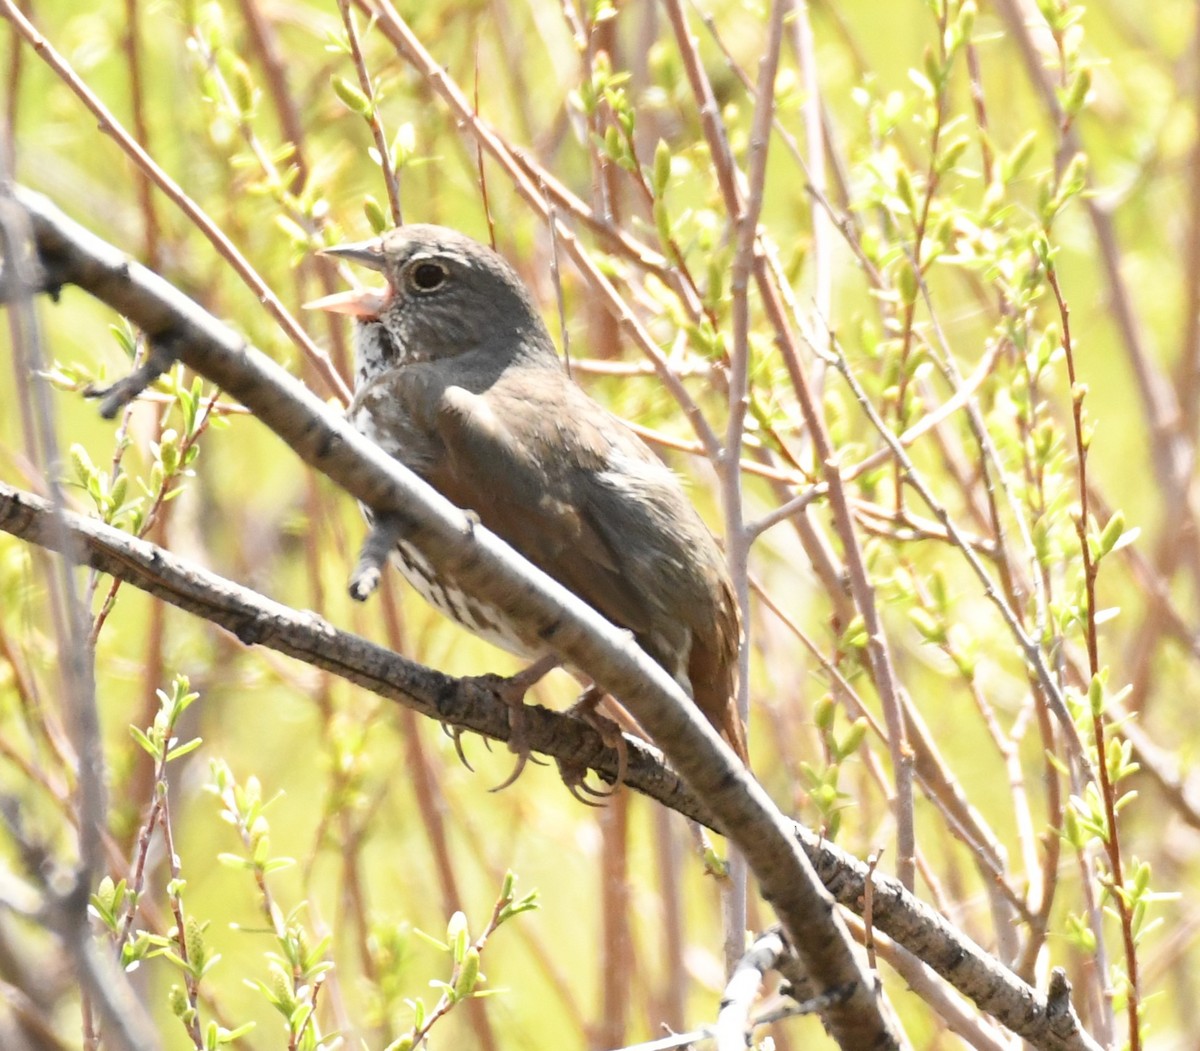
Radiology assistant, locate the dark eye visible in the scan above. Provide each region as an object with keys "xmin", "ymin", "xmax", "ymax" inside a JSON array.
[{"xmin": 408, "ymin": 260, "xmax": 449, "ymax": 292}]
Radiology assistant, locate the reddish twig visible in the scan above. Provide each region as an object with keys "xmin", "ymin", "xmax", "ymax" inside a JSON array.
[
  {"xmin": 1048, "ymin": 263, "xmax": 1140, "ymax": 1051},
  {"xmin": 335, "ymin": 0, "xmax": 403, "ymax": 225}
]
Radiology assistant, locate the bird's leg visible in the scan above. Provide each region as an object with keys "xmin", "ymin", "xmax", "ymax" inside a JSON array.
[
  {"xmin": 86, "ymin": 338, "xmax": 178, "ymax": 419},
  {"xmin": 460, "ymin": 654, "xmax": 560, "ymax": 791},
  {"xmin": 348, "ymin": 514, "xmax": 406, "ymax": 601},
  {"xmin": 556, "ymin": 686, "xmax": 630, "ymax": 802}
]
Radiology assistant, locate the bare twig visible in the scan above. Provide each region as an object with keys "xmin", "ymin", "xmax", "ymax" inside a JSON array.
[
  {"xmin": 121, "ymin": 0, "xmax": 160, "ymax": 269},
  {"xmin": 0, "ymin": 183, "xmax": 117, "ymax": 1049},
  {"xmin": 235, "ymin": 0, "xmax": 309, "ymax": 192}
]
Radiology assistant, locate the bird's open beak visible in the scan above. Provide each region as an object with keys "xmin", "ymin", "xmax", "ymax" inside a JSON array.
[{"xmin": 304, "ymin": 239, "xmax": 390, "ymax": 318}]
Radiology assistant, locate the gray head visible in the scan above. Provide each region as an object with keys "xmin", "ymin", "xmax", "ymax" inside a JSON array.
[{"xmin": 312, "ymin": 225, "xmax": 559, "ymax": 384}]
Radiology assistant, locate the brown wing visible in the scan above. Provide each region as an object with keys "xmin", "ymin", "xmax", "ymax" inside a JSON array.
[
  {"xmin": 431, "ymin": 380, "xmax": 660, "ymax": 640},
  {"xmin": 432, "ymin": 374, "xmax": 748, "ymax": 762}
]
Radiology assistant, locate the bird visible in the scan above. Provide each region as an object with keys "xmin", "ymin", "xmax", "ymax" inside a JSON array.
[{"xmin": 308, "ymin": 224, "xmax": 747, "ymax": 773}]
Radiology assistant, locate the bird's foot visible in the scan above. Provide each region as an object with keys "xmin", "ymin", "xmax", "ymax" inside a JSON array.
[
  {"xmin": 555, "ymin": 686, "xmax": 629, "ymax": 803},
  {"xmin": 459, "ymin": 655, "xmax": 559, "ymax": 791}
]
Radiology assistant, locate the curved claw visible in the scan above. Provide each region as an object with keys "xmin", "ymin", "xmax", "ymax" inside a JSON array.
[
  {"xmin": 564, "ymin": 779, "xmax": 607, "ymax": 808},
  {"xmin": 449, "ymin": 726, "xmax": 475, "ymax": 772},
  {"xmin": 577, "ymin": 777, "xmax": 616, "ymax": 799},
  {"xmin": 490, "ymin": 749, "xmax": 531, "ymax": 792},
  {"xmin": 554, "ymin": 756, "xmax": 617, "ymax": 803},
  {"xmin": 611, "ymin": 733, "xmax": 629, "ymax": 792}
]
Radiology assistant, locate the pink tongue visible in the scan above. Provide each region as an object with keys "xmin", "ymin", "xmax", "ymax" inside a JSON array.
[{"xmin": 303, "ymin": 287, "xmax": 388, "ymax": 319}]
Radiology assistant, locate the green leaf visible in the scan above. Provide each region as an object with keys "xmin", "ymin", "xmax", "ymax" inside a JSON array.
[
  {"xmin": 130, "ymin": 725, "xmax": 161, "ymax": 759},
  {"xmin": 1062, "ymin": 67, "xmax": 1092, "ymax": 118},
  {"xmin": 652, "ymin": 139, "xmax": 671, "ymax": 197},
  {"xmin": 447, "ymin": 911, "xmax": 469, "ymax": 961},
  {"xmin": 166, "ymin": 737, "xmax": 204, "ymax": 762},
  {"xmin": 454, "ymin": 947, "xmax": 481, "ymax": 999},
  {"xmin": 331, "ymin": 75, "xmax": 371, "ymax": 116},
  {"xmin": 363, "ymin": 195, "xmax": 389, "ymax": 234}
]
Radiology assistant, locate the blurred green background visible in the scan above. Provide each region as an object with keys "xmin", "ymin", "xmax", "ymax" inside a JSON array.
[{"xmin": 3, "ymin": 0, "xmax": 1199, "ymax": 1047}]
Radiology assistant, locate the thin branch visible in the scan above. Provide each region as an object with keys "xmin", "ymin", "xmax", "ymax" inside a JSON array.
[
  {"xmin": 758, "ymin": 269, "xmax": 920, "ymax": 891},
  {"xmin": 0, "ymin": 187, "xmax": 114, "ymax": 1046},
  {"xmin": 121, "ymin": 0, "xmax": 160, "ymax": 269},
  {"xmin": 716, "ymin": 0, "xmax": 788, "ymax": 977},
  {"xmin": 235, "ymin": 0, "xmax": 309, "ymax": 192},
  {"xmin": 1049, "ymin": 261, "xmax": 1139, "ymax": 1050},
  {"xmin": 789, "ymin": 0, "xmax": 832, "ymax": 333},
  {"xmin": 664, "ymin": 0, "xmax": 742, "ymax": 219},
  {"xmin": 0, "ymin": 803, "xmax": 160, "ymax": 1051},
  {"xmin": 335, "ymin": 0, "xmax": 403, "ymax": 224},
  {"xmin": 817, "ymin": 327, "xmax": 1090, "ymax": 771},
  {"xmin": 991, "ymin": 0, "xmax": 1192, "ymax": 510}
]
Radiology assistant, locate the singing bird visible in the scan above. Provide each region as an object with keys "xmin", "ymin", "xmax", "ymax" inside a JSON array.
[{"xmin": 311, "ymin": 226, "xmax": 747, "ymax": 769}]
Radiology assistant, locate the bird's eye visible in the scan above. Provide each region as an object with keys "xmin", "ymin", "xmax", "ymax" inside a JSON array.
[{"xmin": 407, "ymin": 260, "xmax": 449, "ymax": 293}]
